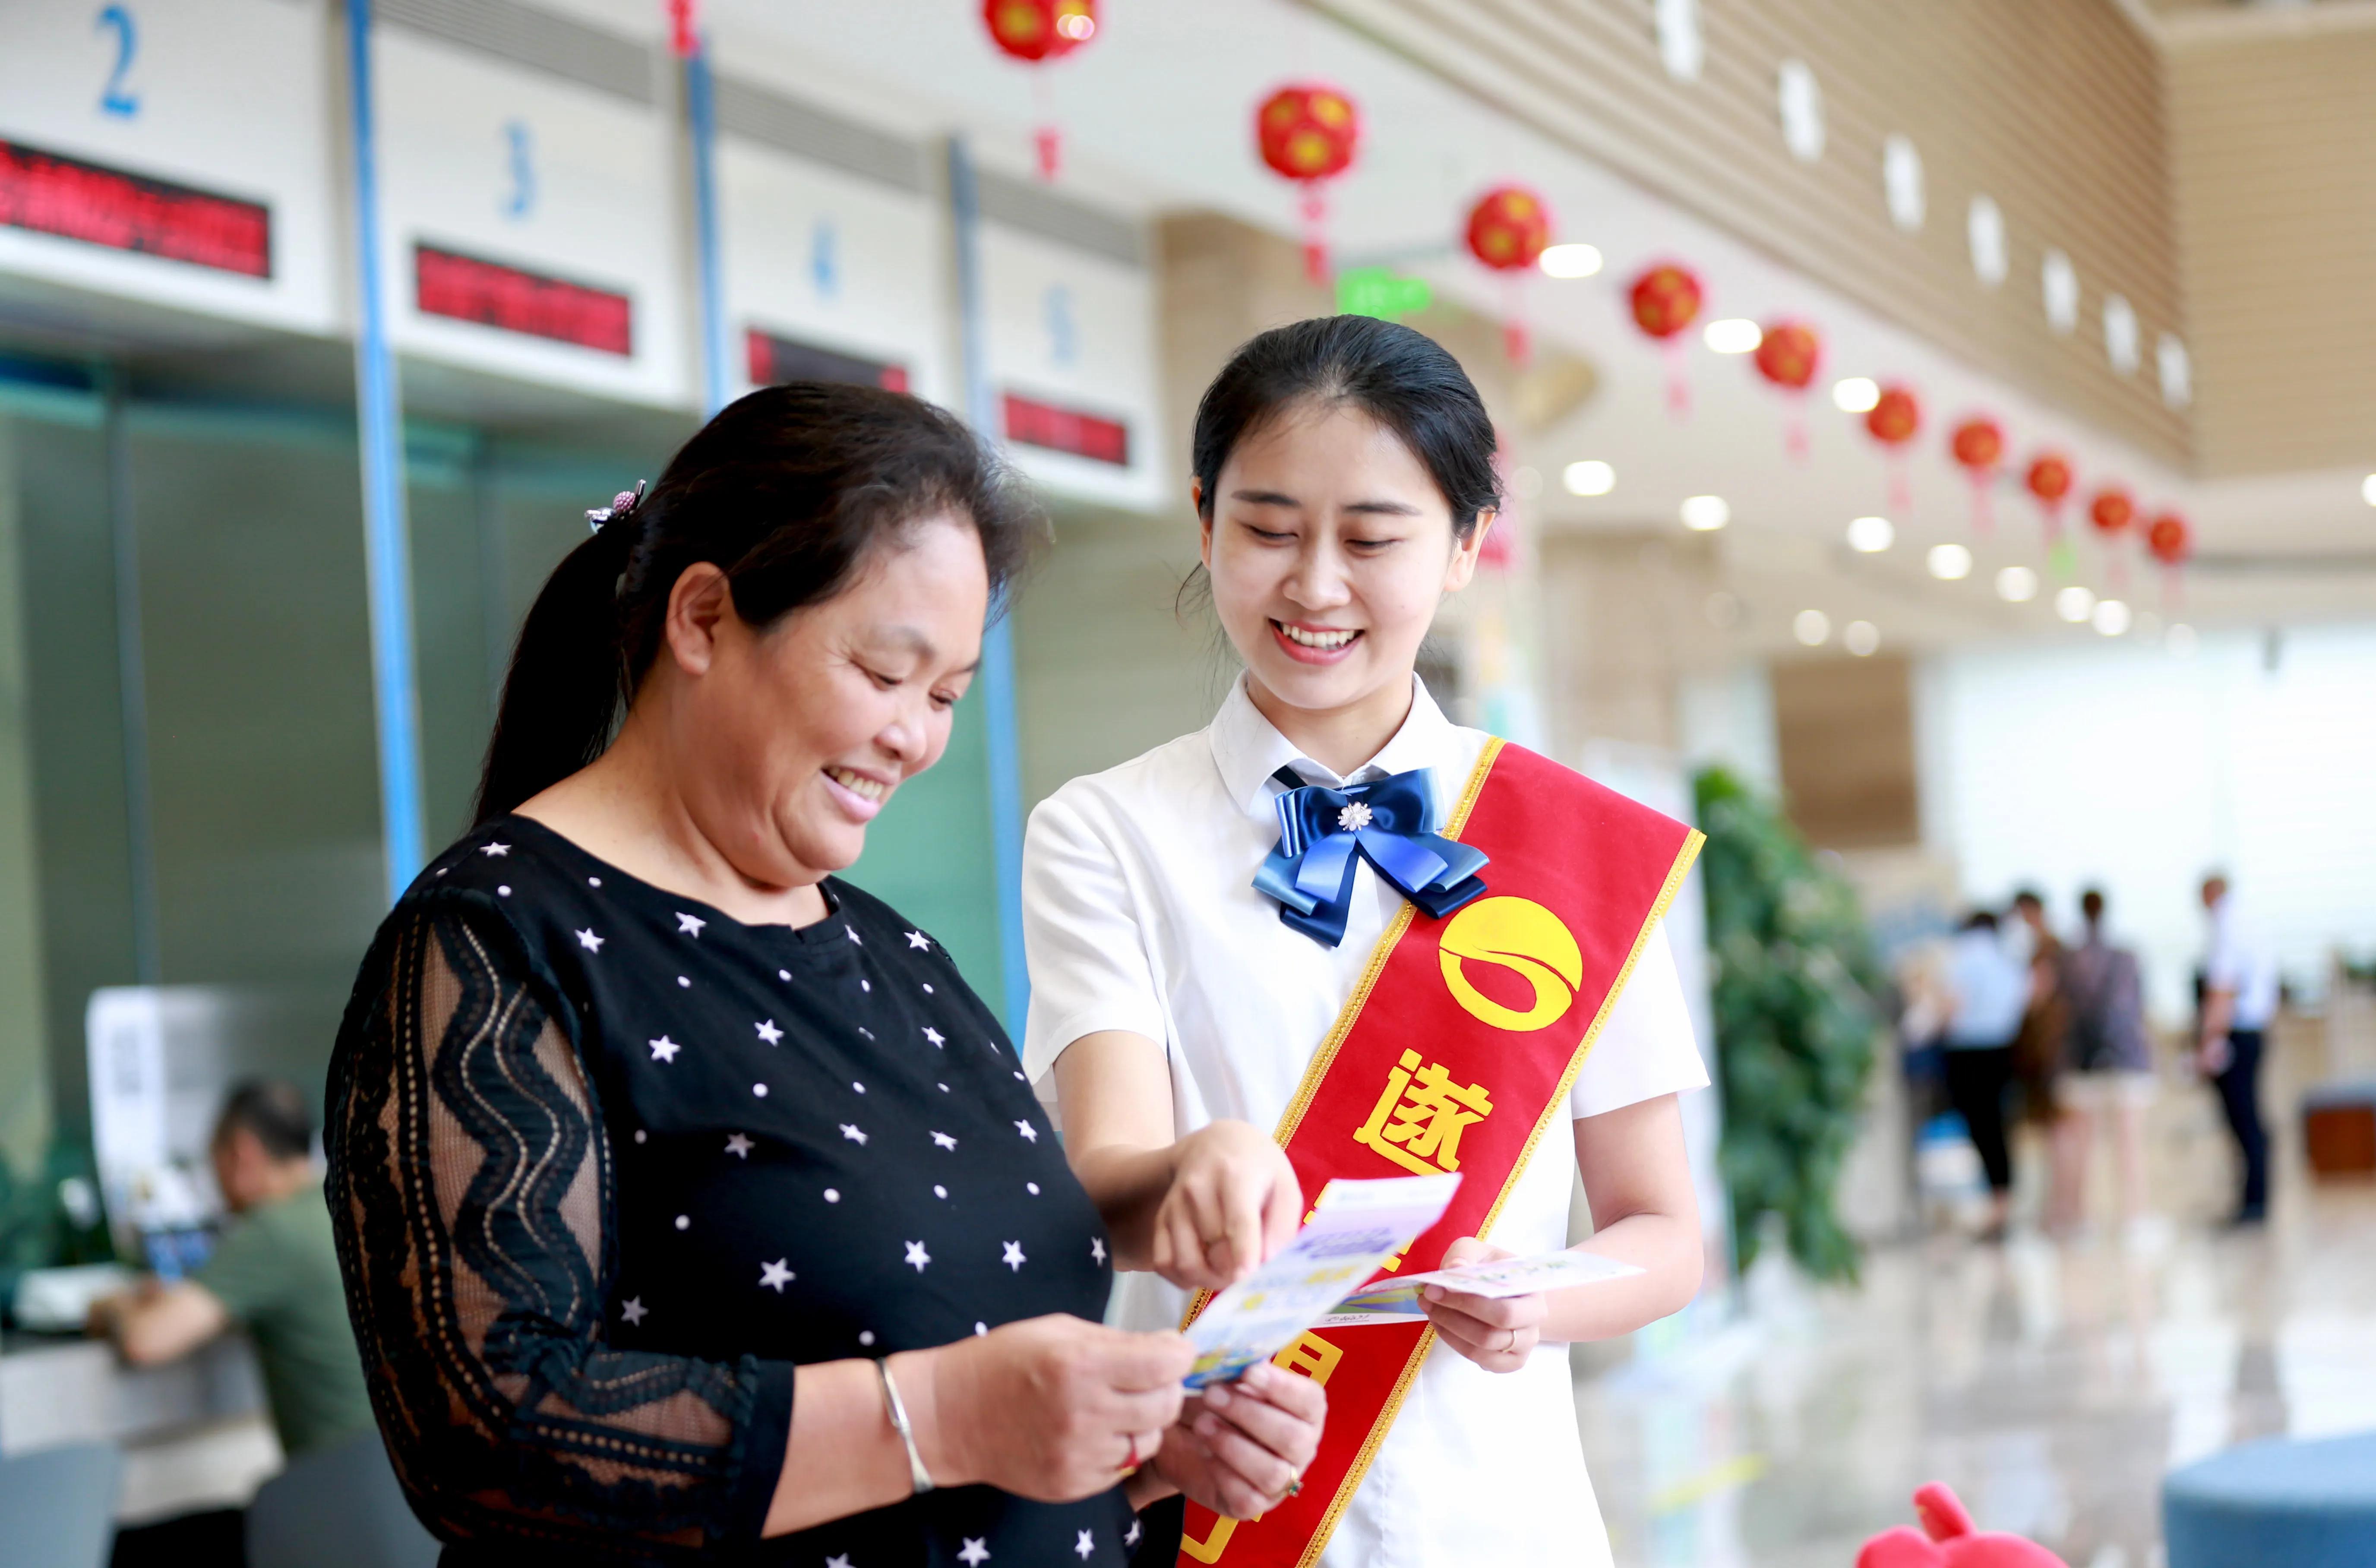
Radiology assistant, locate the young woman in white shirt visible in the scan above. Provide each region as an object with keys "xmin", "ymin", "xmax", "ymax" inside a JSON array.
[{"xmin": 1022, "ymin": 316, "xmax": 1711, "ymax": 1568}]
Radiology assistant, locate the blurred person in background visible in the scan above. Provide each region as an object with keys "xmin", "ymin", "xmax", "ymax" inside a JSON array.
[
  {"xmin": 326, "ymin": 385, "xmax": 1318, "ymax": 1568},
  {"xmin": 87, "ymin": 1078, "xmax": 375, "ymax": 1568},
  {"xmin": 2049, "ymin": 889, "xmax": 2154, "ymax": 1237},
  {"xmin": 1944, "ymin": 910, "xmax": 2029, "ymax": 1240},
  {"xmin": 2009, "ymin": 888, "xmax": 2070, "ymax": 1142},
  {"xmin": 2198, "ymin": 873, "xmax": 2275, "ymax": 1225}
]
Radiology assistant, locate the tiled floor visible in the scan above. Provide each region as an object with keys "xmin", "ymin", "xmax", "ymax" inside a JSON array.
[{"xmin": 1577, "ymin": 1027, "xmax": 2376, "ymax": 1568}]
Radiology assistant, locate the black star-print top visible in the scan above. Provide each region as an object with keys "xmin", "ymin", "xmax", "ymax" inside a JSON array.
[{"xmin": 324, "ymin": 816, "xmax": 1137, "ymax": 1567}]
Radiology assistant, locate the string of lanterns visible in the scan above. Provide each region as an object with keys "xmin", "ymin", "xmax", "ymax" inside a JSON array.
[{"xmin": 964, "ymin": 15, "xmax": 2195, "ymax": 617}]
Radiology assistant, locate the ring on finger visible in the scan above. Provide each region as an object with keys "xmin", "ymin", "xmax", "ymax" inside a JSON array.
[{"xmin": 1499, "ymin": 1327, "xmax": 1520, "ymax": 1354}]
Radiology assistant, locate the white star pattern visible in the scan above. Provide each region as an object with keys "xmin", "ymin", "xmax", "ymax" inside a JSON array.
[
  {"xmin": 860, "ymin": 979, "xmax": 871, "ymax": 993},
  {"xmin": 923, "ymin": 1027, "xmax": 945, "ymax": 1048},
  {"xmin": 676, "ymin": 912, "xmax": 705, "ymax": 936},
  {"xmin": 958, "ymin": 1538, "xmax": 990, "ymax": 1566},
  {"xmin": 930, "ymin": 1131, "xmax": 958, "ymax": 1151},
  {"xmin": 840, "ymin": 1123, "xmax": 867, "ymax": 1145},
  {"xmin": 1015, "ymin": 1120, "xmax": 1039, "ymax": 1143},
  {"xmin": 648, "ymin": 1036, "xmax": 680, "ymax": 1063},
  {"xmin": 904, "ymin": 1239, "xmax": 931, "ymax": 1272},
  {"xmin": 1075, "ymin": 1528, "xmax": 1095, "ymax": 1560},
  {"xmin": 852, "ymin": 1081, "xmax": 866, "ymax": 1095},
  {"xmin": 496, "ymin": 885, "xmax": 510, "ymax": 897},
  {"xmin": 752, "ymin": 1083, "xmax": 768, "ymax": 1097},
  {"xmin": 1125, "ymin": 1519, "xmax": 1141, "ymax": 1548},
  {"xmin": 1001, "ymin": 1240, "xmax": 1026, "ymax": 1271},
  {"xmin": 823, "ymin": 1188, "xmax": 840, "ymax": 1203},
  {"xmin": 754, "ymin": 1019, "xmax": 783, "ymax": 1045},
  {"xmin": 724, "ymin": 1133, "xmax": 752, "ymax": 1159},
  {"xmin": 620, "ymin": 1297, "xmax": 647, "ymax": 1325},
  {"xmin": 676, "ymin": 975, "xmax": 690, "ymax": 988},
  {"xmin": 575, "ymin": 929, "xmax": 604, "ymax": 952},
  {"xmin": 1091, "ymin": 1237, "xmax": 1106, "ymax": 1265},
  {"xmin": 846, "ymin": 926, "xmax": 862, "ymax": 944},
  {"xmin": 777, "ymin": 968, "xmax": 790, "ymax": 980},
  {"xmin": 758, "ymin": 1258, "xmax": 793, "ymax": 1292},
  {"xmin": 933, "ymin": 1185, "xmax": 947, "ymax": 1198},
  {"xmin": 923, "ymin": 983, "xmax": 935, "ymax": 995},
  {"xmin": 1027, "ymin": 1182, "xmax": 1040, "ymax": 1195},
  {"xmin": 906, "ymin": 930, "xmax": 932, "ymax": 951},
  {"xmin": 827, "ymin": 1557, "xmax": 853, "ymax": 1568},
  {"xmin": 588, "ymin": 876, "xmax": 600, "ymax": 887},
  {"xmin": 480, "ymin": 842, "xmax": 510, "ymax": 857}
]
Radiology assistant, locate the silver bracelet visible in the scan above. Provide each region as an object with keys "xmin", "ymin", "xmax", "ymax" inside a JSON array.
[{"xmin": 875, "ymin": 1357, "xmax": 936, "ymax": 1496}]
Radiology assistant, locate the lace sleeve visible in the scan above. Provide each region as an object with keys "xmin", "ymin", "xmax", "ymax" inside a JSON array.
[{"xmin": 325, "ymin": 896, "xmax": 794, "ymax": 1559}]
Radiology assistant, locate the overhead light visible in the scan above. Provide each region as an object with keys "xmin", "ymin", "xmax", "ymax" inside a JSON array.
[
  {"xmin": 1539, "ymin": 243, "xmax": 1603, "ymax": 279},
  {"xmin": 2168, "ymin": 622, "xmax": 2199, "ymax": 657},
  {"xmin": 1927, "ymin": 543, "xmax": 1972, "ymax": 580},
  {"xmin": 2362, "ymin": 473, "xmax": 2376, "ymax": 506},
  {"xmin": 2056, "ymin": 585, "xmax": 2096, "ymax": 623},
  {"xmin": 2092, "ymin": 598, "xmax": 2132, "ymax": 636},
  {"xmin": 1846, "ymin": 515, "xmax": 1894, "ymax": 553},
  {"xmin": 1703, "ymin": 318, "xmax": 1763, "ymax": 354},
  {"xmin": 1995, "ymin": 565, "xmax": 2038, "ymax": 602},
  {"xmin": 1680, "ymin": 494, "xmax": 1731, "ymax": 531},
  {"xmin": 1844, "ymin": 620, "xmax": 1881, "ymax": 656},
  {"xmin": 1563, "ymin": 459, "xmax": 1616, "ymax": 496},
  {"xmin": 1794, "ymin": 609, "xmax": 1831, "ymax": 646},
  {"xmin": 1833, "ymin": 376, "xmax": 1880, "ymax": 413}
]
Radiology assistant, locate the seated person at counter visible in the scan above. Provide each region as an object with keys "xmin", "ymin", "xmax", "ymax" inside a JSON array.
[{"xmin": 88, "ymin": 1078, "xmax": 376, "ymax": 1461}]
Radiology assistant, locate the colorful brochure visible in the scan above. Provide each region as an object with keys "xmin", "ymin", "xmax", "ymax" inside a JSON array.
[
  {"xmin": 1183, "ymin": 1173, "xmax": 1460, "ymax": 1388},
  {"xmin": 1318, "ymin": 1247, "xmax": 1643, "ymax": 1326}
]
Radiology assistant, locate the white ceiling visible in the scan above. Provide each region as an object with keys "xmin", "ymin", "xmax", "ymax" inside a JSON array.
[{"xmin": 525, "ymin": 0, "xmax": 2376, "ymax": 652}]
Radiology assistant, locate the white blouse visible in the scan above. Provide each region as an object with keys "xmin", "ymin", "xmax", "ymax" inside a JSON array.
[{"xmin": 1021, "ymin": 676, "xmax": 1708, "ymax": 1568}]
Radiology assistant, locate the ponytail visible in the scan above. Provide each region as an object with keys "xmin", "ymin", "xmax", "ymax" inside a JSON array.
[
  {"xmin": 471, "ymin": 382, "xmax": 1037, "ymax": 825},
  {"xmin": 471, "ymin": 518, "xmax": 637, "ymax": 824}
]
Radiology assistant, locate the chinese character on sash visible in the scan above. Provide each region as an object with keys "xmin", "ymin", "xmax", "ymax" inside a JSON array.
[{"xmin": 1355, "ymin": 1049, "xmax": 1493, "ymax": 1176}]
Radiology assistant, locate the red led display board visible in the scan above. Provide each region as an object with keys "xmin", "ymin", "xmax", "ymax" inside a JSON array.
[
  {"xmin": 0, "ymin": 137, "xmax": 271, "ymax": 278},
  {"xmin": 745, "ymin": 329, "xmax": 909, "ymax": 393},
  {"xmin": 1003, "ymin": 392, "xmax": 1129, "ymax": 466},
  {"xmin": 414, "ymin": 244, "xmax": 633, "ymax": 356}
]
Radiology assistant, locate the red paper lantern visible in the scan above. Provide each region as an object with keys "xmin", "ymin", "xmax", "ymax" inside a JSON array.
[
  {"xmin": 982, "ymin": 0, "xmax": 1100, "ymax": 179},
  {"xmin": 1629, "ymin": 265, "xmax": 1702, "ymax": 340},
  {"xmin": 1949, "ymin": 417, "xmax": 2004, "ymax": 534},
  {"xmin": 983, "ymin": 0, "xmax": 1096, "ymax": 62},
  {"xmin": 1753, "ymin": 321, "xmax": 1820, "ymax": 459},
  {"xmin": 2088, "ymin": 487, "xmax": 2134, "ymax": 537},
  {"xmin": 667, "ymin": 0, "xmax": 698, "ymax": 58},
  {"xmin": 1864, "ymin": 385, "xmax": 1921, "ymax": 514},
  {"xmin": 1466, "ymin": 185, "xmax": 1552, "ymax": 364},
  {"xmin": 1465, "ymin": 185, "xmax": 1551, "ymax": 272},
  {"xmin": 1950, "ymin": 417, "xmax": 2003, "ymax": 472},
  {"xmin": 2025, "ymin": 453, "xmax": 2074, "ymax": 545},
  {"xmin": 2146, "ymin": 511, "xmax": 2189, "ymax": 565},
  {"xmin": 1630, "ymin": 264, "xmax": 1703, "ymax": 415},
  {"xmin": 1754, "ymin": 322, "xmax": 1820, "ymax": 389},
  {"xmin": 1256, "ymin": 84, "xmax": 1361, "ymax": 283},
  {"xmin": 1866, "ymin": 386, "xmax": 1921, "ymax": 446}
]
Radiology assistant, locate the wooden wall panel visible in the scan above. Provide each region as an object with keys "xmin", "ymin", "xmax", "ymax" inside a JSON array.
[
  {"xmin": 2168, "ymin": 25, "xmax": 2376, "ymax": 475},
  {"xmin": 1321, "ymin": 0, "xmax": 2190, "ymax": 464},
  {"xmin": 1773, "ymin": 654, "xmax": 1920, "ymax": 850}
]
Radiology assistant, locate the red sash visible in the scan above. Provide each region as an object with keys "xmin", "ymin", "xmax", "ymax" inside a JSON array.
[{"xmin": 1178, "ymin": 739, "xmax": 1702, "ymax": 1566}]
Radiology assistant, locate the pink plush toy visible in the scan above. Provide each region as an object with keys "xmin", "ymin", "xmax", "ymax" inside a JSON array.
[{"xmin": 1856, "ymin": 1483, "xmax": 2068, "ymax": 1568}]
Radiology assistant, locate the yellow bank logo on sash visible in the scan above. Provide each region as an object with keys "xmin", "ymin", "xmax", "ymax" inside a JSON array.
[{"xmin": 1436, "ymin": 895, "xmax": 1584, "ymax": 1032}]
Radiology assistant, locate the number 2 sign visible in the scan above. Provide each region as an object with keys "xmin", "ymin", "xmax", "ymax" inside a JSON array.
[{"xmin": 96, "ymin": 5, "xmax": 140, "ymax": 119}]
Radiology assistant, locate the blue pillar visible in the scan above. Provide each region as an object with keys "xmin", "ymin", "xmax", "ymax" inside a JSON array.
[
  {"xmin": 682, "ymin": 35, "xmax": 729, "ymax": 417},
  {"xmin": 945, "ymin": 136, "xmax": 1030, "ymax": 1038},
  {"xmin": 342, "ymin": 0, "xmax": 427, "ymax": 899}
]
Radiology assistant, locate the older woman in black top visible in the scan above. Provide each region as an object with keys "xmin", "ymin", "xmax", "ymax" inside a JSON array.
[{"xmin": 326, "ymin": 385, "xmax": 1321, "ymax": 1565}]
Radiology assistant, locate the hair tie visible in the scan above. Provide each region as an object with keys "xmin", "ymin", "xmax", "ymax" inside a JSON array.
[{"xmin": 586, "ymin": 481, "xmax": 648, "ymax": 535}]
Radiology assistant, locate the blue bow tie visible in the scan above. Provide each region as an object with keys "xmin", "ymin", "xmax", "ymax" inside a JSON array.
[{"xmin": 1252, "ymin": 765, "xmax": 1489, "ymax": 947}]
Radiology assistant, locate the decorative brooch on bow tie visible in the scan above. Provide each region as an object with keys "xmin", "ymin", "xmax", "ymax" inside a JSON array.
[{"xmin": 1252, "ymin": 765, "xmax": 1489, "ymax": 947}]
